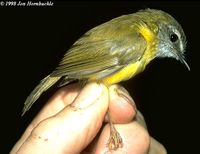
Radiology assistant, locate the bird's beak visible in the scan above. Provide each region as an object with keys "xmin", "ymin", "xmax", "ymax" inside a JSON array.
[{"xmin": 176, "ymin": 51, "xmax": 190, "ymax": 71}]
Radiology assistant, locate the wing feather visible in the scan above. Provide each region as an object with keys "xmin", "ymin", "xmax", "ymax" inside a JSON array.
[{"xmin": 51, "ymin": 16, "xmax": 147, "ymax": 80}]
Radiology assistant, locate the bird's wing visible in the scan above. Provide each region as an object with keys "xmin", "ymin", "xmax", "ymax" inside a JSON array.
[{"xmin": 51, "ymin": 32, "xmax": 147, "ymax": 80}]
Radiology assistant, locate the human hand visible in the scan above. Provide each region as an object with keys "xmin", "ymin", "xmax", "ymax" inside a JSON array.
[{"xmin": 10, "ymin": 83, "xmax": 167, "ymax": 154}]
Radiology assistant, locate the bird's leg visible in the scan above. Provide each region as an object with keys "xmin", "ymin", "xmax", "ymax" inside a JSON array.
[
  {"xmin": 106, "ymin": 85, "xmax": 137, "ymax": 151},
  {"xmin": 107, "ymin": 112, "xmax": 123, "ymax": 150}
]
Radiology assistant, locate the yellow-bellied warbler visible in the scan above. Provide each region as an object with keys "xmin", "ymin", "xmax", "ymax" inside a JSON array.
[{"xmin": 22, "ymin": 9, "xmax": 190, "ymax": 150}]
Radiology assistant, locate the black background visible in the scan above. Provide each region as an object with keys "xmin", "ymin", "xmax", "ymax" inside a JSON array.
[{"xmin": 0, "ymin": 1, "xmax": 198, "ymax": 153}]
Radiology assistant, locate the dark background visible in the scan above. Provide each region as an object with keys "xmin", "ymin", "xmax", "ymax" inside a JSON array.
[{"xmin": 0, "ymin": 1, "xmax": 198, "ymax": 153}]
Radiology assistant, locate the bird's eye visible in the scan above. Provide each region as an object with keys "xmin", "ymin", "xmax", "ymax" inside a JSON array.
[{"xmin": 170, "ymin": 33, "xmax": 178, "ymax": 43}]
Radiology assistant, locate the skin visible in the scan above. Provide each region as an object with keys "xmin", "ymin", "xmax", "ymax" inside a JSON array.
[{"xmin": 11, "ymin": 83, "xmax": 167, "ymax": 154}]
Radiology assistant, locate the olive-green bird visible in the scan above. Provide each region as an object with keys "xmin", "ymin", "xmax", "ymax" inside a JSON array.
[{"xmin": 22, "ymin": 8, "xmax": 189, "ymax": 149}]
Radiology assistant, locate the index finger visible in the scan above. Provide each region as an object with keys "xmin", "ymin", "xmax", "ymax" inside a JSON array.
[{"xmin": 11, "ymin": 83, "xmax": 109, "ymax": 154}]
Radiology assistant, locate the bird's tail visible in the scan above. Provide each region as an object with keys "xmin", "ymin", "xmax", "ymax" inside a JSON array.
[{"xmin": 22, "ymin": 75, "xmax": 61, "ymax": 116}]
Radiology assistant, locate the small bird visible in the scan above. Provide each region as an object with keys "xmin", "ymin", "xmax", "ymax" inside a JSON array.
[{"xmin": 22, "ymin": 9, "xmax": 190, "ymax": 150}]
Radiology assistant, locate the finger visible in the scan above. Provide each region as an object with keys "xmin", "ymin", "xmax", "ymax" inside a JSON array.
[
  {"xmin": 10, "ymin": 83, "xmax": 81, "ymax": 153},
  {"xmin": 87, "ymin": 110, "xmax": 148, "ymax": 153},
  {"xmin": 13, "ymin": 83, "xmax": 109, "ymax": 154},
  {"xmin": 107, "ymin": 85, "xmax": 136, "ymax": 124},
  {"xmin": 133, "ymin": 111, "xmax": 167, "ymax": 154},
  {"xmin": 95, "ymin": 121, "xmax": 150, "ymax": 154},
  {"xmin": 33, "ymin": 83, "xmax": 81, "ymax": 124}
]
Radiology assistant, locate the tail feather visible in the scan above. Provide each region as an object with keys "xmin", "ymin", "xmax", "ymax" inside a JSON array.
[{"xmin": 22, "ymin": 75, "xmax": 61, "ymax": 116}]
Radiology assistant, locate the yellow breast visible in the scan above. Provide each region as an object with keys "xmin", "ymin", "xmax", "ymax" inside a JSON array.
[
  {"xmin": 102, "ymin": 25, "xmax": 158, "ymax": 85},
  {"xmin": 102, "ymin": 61, "xmax": 141, "ymax": 85}
]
